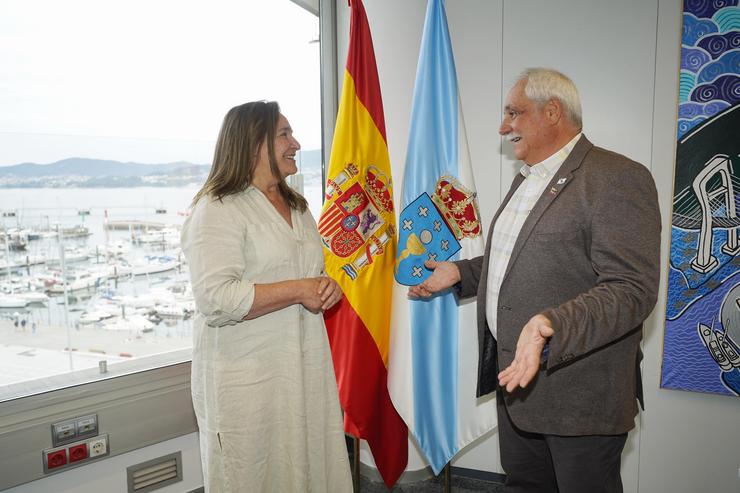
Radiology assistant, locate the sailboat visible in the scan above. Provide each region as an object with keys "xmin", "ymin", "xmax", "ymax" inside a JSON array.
[{"xmin": 697, "ymin": 320, "xmax": 740, "ymax": 371}]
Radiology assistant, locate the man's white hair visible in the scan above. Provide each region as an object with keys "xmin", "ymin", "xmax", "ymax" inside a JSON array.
[{"xmin": 517, "ymin": 68, "xmax": 583, "ymax": 130}]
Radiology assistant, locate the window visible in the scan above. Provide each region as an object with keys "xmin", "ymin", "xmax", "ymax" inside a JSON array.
[{"xmin": 0, "ymin": 0, "xmax": 323, "ymax": 402}]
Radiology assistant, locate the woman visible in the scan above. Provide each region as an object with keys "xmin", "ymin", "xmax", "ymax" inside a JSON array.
[{"xmin": 181, "ymin": 101, "xmax": 352, "ymax": 492}]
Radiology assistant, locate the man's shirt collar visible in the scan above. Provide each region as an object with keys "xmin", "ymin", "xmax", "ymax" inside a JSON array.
[{"xmin": 520, "ymin": 133, "xmax": 582, "ymax": 178}]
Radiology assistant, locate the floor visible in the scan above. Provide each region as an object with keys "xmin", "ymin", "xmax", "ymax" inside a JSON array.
[
  {"xmin": 358, "ymin": 473, "xmax": 504, "ymax": 492},
  {"xmin": 345, "ymin": 437, "xmax": 504, "ymax": 492}
]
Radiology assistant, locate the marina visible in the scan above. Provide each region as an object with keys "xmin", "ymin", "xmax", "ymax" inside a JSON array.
[{"xmin": 0, "ymin": 186, "xmax": 198, "ymax": 389}]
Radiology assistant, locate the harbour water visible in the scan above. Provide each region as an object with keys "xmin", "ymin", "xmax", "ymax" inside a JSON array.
[{"xmin": 0, "ymin": 186, "xmax": 200, "ymax": 242}]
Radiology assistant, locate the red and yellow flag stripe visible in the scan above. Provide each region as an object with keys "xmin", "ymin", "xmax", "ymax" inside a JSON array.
[{"xmin": 321, "ymin": 0, "xmax": 407, "ymax": 487}]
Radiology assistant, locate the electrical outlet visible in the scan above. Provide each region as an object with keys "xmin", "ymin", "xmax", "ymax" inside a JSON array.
[
  {"xmin": 88, "ymin": 436, "xmax": 108, "ymax": 457},
  {"xmin": 43, "ymin": 435, "xmax": 109, "ymax": 473},
  {"xmin": 68, "ymin": 443, "xmax": 88, "ymax": 463},
  {"xmin": 45, "ymin": 449, "xmax": 67, "ymax": 470}
]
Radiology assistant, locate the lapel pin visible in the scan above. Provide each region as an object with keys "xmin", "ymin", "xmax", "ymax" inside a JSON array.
[
  {"xmin": 549, "ymin": 187, "xmax": 558, "ymax": 195},
  {"xmin": 557, "ymin": 177, "xmax": 567, "ymax": 185}
]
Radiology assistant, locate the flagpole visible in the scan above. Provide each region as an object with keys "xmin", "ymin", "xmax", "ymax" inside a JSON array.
[
  {"xmin": 353, "ymin": 435, "xmax": 361, "ymax": 492},
  {"xmin": 443, "ymin": 462, "xmax": 451, "ymax": 493}
]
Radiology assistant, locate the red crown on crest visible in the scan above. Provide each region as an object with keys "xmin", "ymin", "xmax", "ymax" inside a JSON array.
[
  {"xmin": 431, "ymin": 175, "xmax": 481, "ymax": 240},
  {"xmin": 365, "ymin": 166, "xmax": 394, "ymax": 213}
]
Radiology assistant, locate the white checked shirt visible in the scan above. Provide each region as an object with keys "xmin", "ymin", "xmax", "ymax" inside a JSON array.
[{"xmin": 485, "ymin": 134, "xmax": 581, "ymax": 338}]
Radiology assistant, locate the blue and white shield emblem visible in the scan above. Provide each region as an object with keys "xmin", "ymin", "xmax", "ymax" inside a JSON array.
[{"xmin": 394, "ymin": 193, "xmax": 461, "ymax": 286}]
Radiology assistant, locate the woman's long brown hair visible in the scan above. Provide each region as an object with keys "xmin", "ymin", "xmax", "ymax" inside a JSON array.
[{"xmin": 191, "ymin": 101, "xmax": 307, "ymax": 211}]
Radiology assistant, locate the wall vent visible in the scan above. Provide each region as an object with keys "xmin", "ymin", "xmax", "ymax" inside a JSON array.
[{"xmin": 127, "ymin": 451, "xmax": 183, "ymax": 493}]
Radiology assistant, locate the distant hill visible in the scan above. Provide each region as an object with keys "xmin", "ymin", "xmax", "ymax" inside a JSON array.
[
  {"xmin": 0, "ymin": 157, "xmax": 210, "ymax": 178},
  {"xmin": 0, "ymin": 151, "xmax": 323, "ymax": 188},
  {"xmin": 296, "ymin": 149, "xmax": 321, "ymax": 171}
]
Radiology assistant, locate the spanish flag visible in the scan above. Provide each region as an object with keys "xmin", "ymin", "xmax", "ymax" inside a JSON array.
[{"xmin": 319, "ymin": 0, "xmax": 407, "ymax": 487}]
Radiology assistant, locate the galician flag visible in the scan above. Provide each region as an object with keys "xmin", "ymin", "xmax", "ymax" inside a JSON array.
[
  {"xmin": 388, "ymin": 0, "xmax": 496, "ymax": 474},
  {"xmin": 319, "ymin": 0, "xmax": 407, "ymax": 487}
]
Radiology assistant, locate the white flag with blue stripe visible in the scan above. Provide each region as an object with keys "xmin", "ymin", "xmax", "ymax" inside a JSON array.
[{"xmin": 388, "ymin": 0, "xmax": 496, "ymax": 474}]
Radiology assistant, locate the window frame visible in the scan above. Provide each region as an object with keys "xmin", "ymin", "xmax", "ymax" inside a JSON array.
[{"xmin": 0, "ymin": 1, "xmax": 336, "ymax": 489}]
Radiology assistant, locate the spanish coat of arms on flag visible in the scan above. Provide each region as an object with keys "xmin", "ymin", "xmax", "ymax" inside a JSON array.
[{"xmin": 319, "ymin": 164, "xmax": 395, "ymax": 280}]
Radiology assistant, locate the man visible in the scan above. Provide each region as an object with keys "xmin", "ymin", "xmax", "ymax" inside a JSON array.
[{"xmin": 409, "ymin": 68, "xmax": 660, "ymax": 492}]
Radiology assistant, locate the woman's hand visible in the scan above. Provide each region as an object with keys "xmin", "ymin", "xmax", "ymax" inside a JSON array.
[
  {"xmin": 316, "ymin": 276, "xmax": 343, "ymax": 311},
  {"xmin": 299, "ymin": 277, "xmax": 343, "ymax": 313}
]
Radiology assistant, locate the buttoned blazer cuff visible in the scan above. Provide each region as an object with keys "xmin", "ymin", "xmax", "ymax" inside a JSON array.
[{"xmin": 454, "ymin": 258, "xmax": 480, "ymax": 299}]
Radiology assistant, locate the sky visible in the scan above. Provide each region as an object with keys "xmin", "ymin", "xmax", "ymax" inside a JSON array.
[{"xmin": 0, "ymin": 0, "xmax": 321, "ymax": 166}]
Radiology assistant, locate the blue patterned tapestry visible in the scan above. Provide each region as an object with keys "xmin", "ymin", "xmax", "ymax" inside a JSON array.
[{"xmin": 661, "ymin": 0, "xmax": 740, "ymax": 396}]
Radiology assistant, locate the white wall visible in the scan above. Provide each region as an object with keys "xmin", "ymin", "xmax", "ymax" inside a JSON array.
[{"xmin": 342, "ymin": 1, "xmax": 740, "ymax": 492}]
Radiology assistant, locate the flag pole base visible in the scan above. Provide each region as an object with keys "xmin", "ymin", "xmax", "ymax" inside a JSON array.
[{"xmin": 353, "ymin": 435, "xmax": 361, "ymax": 493}]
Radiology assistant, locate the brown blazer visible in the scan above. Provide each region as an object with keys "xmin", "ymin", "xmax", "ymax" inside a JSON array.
[{"xmin": 455, "ymin": 135, "xmax": 661, "ymax": 436}]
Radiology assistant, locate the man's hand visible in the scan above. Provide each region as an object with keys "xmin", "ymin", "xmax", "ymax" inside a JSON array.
[
  {"xmin": 407, "ymin": 261, "xmax": 461, "ymax": 298},
  {"xmin": 498, "ymin": 314, "xmax": 554, "ymax": 392}
]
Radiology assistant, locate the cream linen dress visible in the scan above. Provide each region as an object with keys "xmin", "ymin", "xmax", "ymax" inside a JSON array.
[{"xmin": 181, "ymin": 187, "xmax": 352, "ymax": 492}]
